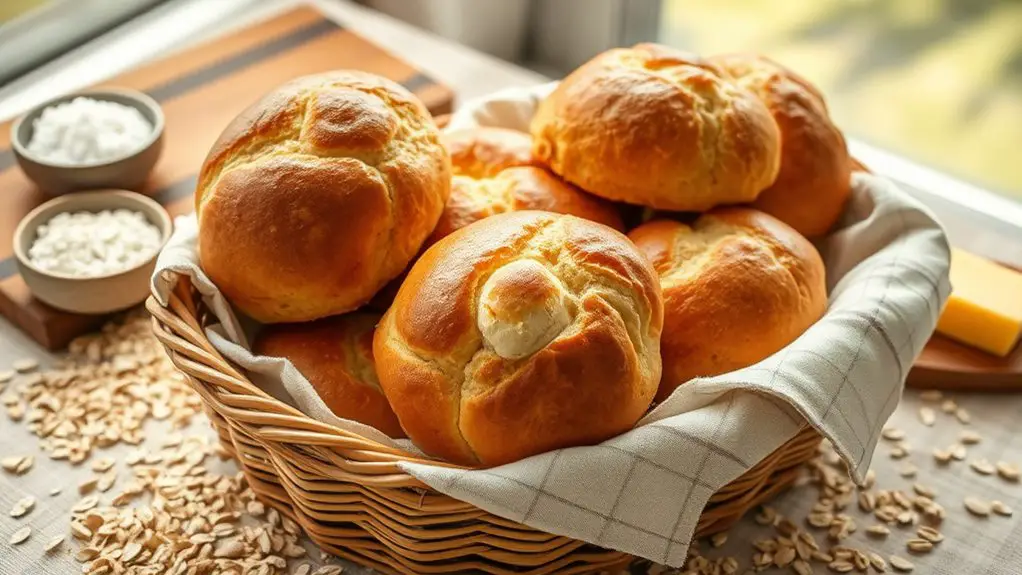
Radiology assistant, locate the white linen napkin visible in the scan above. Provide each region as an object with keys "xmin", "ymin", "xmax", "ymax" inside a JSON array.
[{"xmin": 151, "ymin": 82, "xmax": 950, "ymax": 567}]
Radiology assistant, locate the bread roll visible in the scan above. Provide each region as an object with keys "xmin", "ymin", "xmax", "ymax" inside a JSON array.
[
  {"xmin": 253, "ymin": 313, "xmax": 404, "ymax": 438},
  {"xmin": 629, "ymin": 209, "xmax": 826, "ymax": 401},
  {"xmin": 712, "ymin": 54, "xmax": 851, "ymax": 237},
  {"xmin": 530, "ymin": 43, "xmax": 781, "ymax": 211},
  {"xmin": 374, "ymin": 211, "xmax": 663, "ymax": 466},
  {"xmin": 430, "ymin": 128, "xmax": 624, "ymax": 243},
  {"xmin": 195, "ymin": 71, "xmax": 451, "ymax": 323}
]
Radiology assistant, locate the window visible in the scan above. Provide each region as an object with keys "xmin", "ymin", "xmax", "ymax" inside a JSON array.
[{"xmin": 657, "ymin": 0, "xmax": 1022, "ymax": 203}]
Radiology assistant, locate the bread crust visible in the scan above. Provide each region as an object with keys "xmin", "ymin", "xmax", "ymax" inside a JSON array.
[
  {"xmin": 430, "ymin": 128, "xmax": 623, "ymax": 244},
  {"xmin": 196, "ymin": 71, "xmax": 450, "ymax": 322},
  {"xmin": 629, "ymin": 208, "xmax": 827, "ymax": 401},
  {"xmin": 374, "ymin": 211, "xmax": 663, "ymax": 466},
  {"xmin": 530, "ymin": 43, "xmax": 781, "ymax": 211},
  {"xmin": 712, "ymin": 54, "xmax": 851, "ymax": 237},
  {"xmin": 253, "ymin": 313, "xmax": 405, "ymax": 438}
]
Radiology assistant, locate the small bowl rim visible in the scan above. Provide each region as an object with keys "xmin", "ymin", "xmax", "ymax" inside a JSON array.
[
  {"xmin": 10, "ymin": 87, "xmax": 165, "ymax": 169},
  {"xmin": 13, "ymin": 189, "xmax": 173, "ymax": 282}
]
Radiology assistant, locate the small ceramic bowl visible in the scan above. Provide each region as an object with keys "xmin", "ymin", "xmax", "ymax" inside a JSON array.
[
  {"xmin": 11, "ymin": 88, "xmax": 164, "ymax": 196},
  {"xmin": 13, "ymin": 190, "xmax": 172, "ymax": 315}
]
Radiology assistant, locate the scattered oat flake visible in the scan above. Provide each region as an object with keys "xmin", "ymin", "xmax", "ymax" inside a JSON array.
[
  {"xmin": 890, "ymin": 555, "xmax": 914, "ymax": 572},
  {"xmin": 90, "ymin": 457, "xmax": 115, "ymax": 472},
  {"xmin": 2, "ymin": 455, "xmax": 26, "ymax": 473},
  {"xmin": 49, "ymin": 487, "xmax": 61, "ymax": 496},
  {"xmin": 971, "ymin": 459, "xmax": 995, "ymax": 475},
  {"xmin": 312, "ymin": 567, "xmax": 343, "ymax": 575},
  {"xmin": 881, "ymin": 427, "xmax": 905, "ymax": 441},
  {"xmin": 919, "ymin": 390, "xmax": 942, "ymax": 402},
  {"xmin": 917, "ymin": 525, "xmax": 943, "ymax": 543},
  {"xmin": 906, "ymin": 538, "xmax": 934, "ymax": 553},
  {"xmin": 775, "ymin": 546, "xmax": 796, "ymax": 566},
  {"xmin": 918, "ymin": 407, "xmax": 935, "ymax": 426},
  {"xmin": 78, "ymin": 478, "xmax": 98, "ymax": 495},
  {"xmin": 964, "ymin": 497, "xmax": 992, "ymax": 517},
  {"xmin": 950, "ymin": 444, "xmax": 967, "ymax": 460},
  {"xmin": 9, "ymin": 526, "xmax": 31, "ymax": 545},
  {"xmin": 12, "ymin": 358, "xmax": 38, "ymax": 373},
  {"xmin": 294, "ymin": 565, "xmax": 312, "ymax": 575},
  {"xmin": 960, "ymin": 430, "xmax": 982, "ymax": 444},
  {"xmin": 941, "ymin": 399, "xmax": 958, "ymax": 413},
  {"xmin": 991, "ymin": 501, "xmax": 1013, "ymax": 517},
  {"xmin": 755, "ymin": 506, "xmax": 776, "ymax": 526},
  {"xmin": 70, "ymin": 522, "xmax": 91, "ymax": 540},
  {"xmin": 122, "ymin": 541, "xmax": 142, "ymax": 563},
  {"xmin": 97, "ymin": 470, "xmax": 116, "ymax": 492},
  {"xmin": 0, "ymin": 371, "xmax": 12, "ymax": 383},
  {"xmin": 72, "ymin": 495, "xmax": 98, "ymax": 513},
  {"xmin": 863, "ymin": 468, "xmax": 876, "ymax": 489},
  {"xmin": 912, "ymin": 483, "xmax": 935, "ymax": 498},
  {"xmin": 996, "ymin": 461, "xmax": 1020, "ymax": 482},
  {"xmin": 710, "ymin": 532, "xmax": 728, "ymax": 547},
  {"xmin": 867, "ymin": 524, "xmax": 890, "ymax": 537},
  {"xmin": 900, "ymin": 464, "xmax": 918, "ymax": 478},
  {"xmin": 44, "ymin": 535, "xmax": 64, "ymax": 552},
  {"xmin": 955, "ymin": 407, "xmax": 971, "ymax": 424},
  {"xmin": 866, "ymin": 552, "xmax": 885, "ymax": 571},
  {"xmin": 829, "ymin": 559, "xmax": 855, "ymax": 573}
]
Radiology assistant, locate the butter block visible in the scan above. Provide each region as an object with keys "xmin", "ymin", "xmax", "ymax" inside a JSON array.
[{"xmin": 936, "ymin": 248, "xmax": 1022, "ymax": 356}]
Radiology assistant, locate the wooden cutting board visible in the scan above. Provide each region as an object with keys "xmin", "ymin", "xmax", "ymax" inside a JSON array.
[
  {"xmin": 0, "ymin": 5, "xmax": 453, "ymax": 350},
  {"xmin": 908, "ymin": 335, "xmax": 1022, "ymax": 391}
]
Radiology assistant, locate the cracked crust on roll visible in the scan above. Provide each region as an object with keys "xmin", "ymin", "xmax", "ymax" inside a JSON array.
[
  {"xmin": 530, "ymin": 43, "xmax": 781, "ymax": 212},
  {"xmin": 712, "ymin": 54, "xmax": 851, "ymax": 238},
  {"xmin": 373, "ymin": 211, "xmax": 663, "ymax": 467},
  {"xmin": 253, "ymin": 312, "xmax": 405, "ymax": 438},
  {"xmin": 429, "ymin": 128, "xmax": 624, "ymax": 244},
  {"xmin": 195, "ymin": 71, "xmax": 451, "ymax": 323},
  {"xmin": 629, "ymin": 208, "xmax": 827, "ymax": 401}
]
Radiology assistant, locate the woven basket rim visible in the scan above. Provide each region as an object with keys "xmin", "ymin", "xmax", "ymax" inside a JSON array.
[{"xmin": 146, "ymin": 280, "xmax": 460, "ymax": 468}]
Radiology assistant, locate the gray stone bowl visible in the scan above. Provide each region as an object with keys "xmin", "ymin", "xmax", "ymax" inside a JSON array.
[
  {"xmin": 10, "ymin": 88, "xmax": 164, "ymax": 196},
  {"xmin": 13, "ymin": 189, "xmax": 172, "ymax": 315}
]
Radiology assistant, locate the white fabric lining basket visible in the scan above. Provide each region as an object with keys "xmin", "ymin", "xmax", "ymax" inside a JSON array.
[{"xmin": 151, "ymin": 81, "xmax": 951, "ymax": 567}]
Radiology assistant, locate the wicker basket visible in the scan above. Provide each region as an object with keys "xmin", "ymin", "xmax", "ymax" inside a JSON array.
[{"xmin": 147, "ymin": 277, "xmax": 821, "ymax": 574}]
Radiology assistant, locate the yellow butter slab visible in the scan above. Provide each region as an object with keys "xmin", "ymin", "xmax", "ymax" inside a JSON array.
[{"xmin": 936, "ymin": 248, "xmax": 1022, "ymax": 357}]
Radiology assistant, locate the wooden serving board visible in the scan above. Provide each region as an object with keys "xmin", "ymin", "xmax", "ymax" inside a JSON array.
[
  {"xmin": 907, "ymin": 262, "xmax": 1022, "ymax": 392},
  {"xmin": 908, "ymin": 335, "xmax": 1022, "ymax": 392},
  {"xmin": 0, "ymin": 5, "xmax": 453, "ymax": 350}
]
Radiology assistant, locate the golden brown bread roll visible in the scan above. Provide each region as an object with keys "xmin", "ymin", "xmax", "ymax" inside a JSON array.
[
  {"xmin": 429, "ymin": 128, "xmax": 624, "ymax": 243},
  {"xmin": 629, "ymin": 208, "xmax": 827, "ymax": 401},
  {"xmin": 253, "ymin": 313, "xmax": 405, "ymax": 438},
  {"xmin": 712, "ymin": 54, "xmax": 851, "ymax": 237},
  {"xmin": 374, "ymin": 211, "xmax": 663, "ymax": 466},
  {"xmin": 530, "ymin": 43, "xmax": 781, "ymax": 211},
  {"xmin": 195, "ymin": 71, "xmax": 451, "ymax": 323},
  {"xmin": 445, "ymin": 126, "xmax": 536, "ymax": 177}
]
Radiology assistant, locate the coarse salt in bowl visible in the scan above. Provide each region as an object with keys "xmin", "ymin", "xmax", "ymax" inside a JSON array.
[
  {"xmin": 11, "ymin": 88, "xmax": 164, "ymax": 196},
  {"xmin": 26, "ymin": 97, "xmax": 154, "ymax": 166}
]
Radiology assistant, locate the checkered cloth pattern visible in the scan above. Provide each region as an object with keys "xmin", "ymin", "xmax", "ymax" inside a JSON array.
[{"xmin": 151, "ymin": 82, "xmax": 950, "ymax": 567}]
